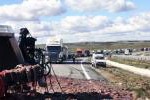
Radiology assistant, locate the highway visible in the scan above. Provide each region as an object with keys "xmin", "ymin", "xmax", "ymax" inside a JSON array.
[
  {"xmin": 50, "ymin": 58, "xmax": 107, "ymax": 82},
  {"xmin": 46, "ymin": 58, "xmax": 134, "ymax": 99}
]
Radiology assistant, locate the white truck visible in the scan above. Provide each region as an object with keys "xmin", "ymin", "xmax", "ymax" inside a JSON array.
[
  {"xmin": 124, "ymin": 49, "xmax": 132, "ymax": 55},
  {"xmin": 45, "ymin": 36, "xmax": 68, "ymax": 63},
  {"xmin": 91, "ymin": 53, "xmax": 106, "ymax": 68}
]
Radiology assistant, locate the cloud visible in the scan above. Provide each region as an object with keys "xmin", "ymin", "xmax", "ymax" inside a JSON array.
[
  {"xmin": 0, "ymin": 0, "xmax": 65, "ymax": 21},
  {"xmin": 3, "ymin": 21, "xmax": 54, "ymax": 39},
  {"xmin": 58, "ymin": 16, "xmax": 110, "ymax": 33},
  {"xmin": 4, "ymin": 12, "xmax": 149, "ymax": 43},
  {"xmin": 0, "ymin": 0, "xmax": 149, "ymax": 43},
  {"xmin": 5, "ymin": 12, "xmax": 149, "ymax": 43},
  {"xmin": 65, "ymin": 0, "xmax": 135, "ymax": 12},
  {"xmin": 50, "ymin": 12, "xmax": 150, "ymax": 42}
]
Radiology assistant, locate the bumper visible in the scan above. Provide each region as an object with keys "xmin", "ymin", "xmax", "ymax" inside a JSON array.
[{"xmin": 96, "ymin": 62, "xmax": 106, "ymax": 66}]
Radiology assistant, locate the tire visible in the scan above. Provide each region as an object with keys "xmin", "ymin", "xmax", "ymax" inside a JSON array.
[
  {"xmin": 43, "ymin": 63, "xmax": 51, "ymax": 76},
  {"xmin": 104, "ymin": 64, "xmax": 106, "ymax": 67},
  {"xmin": 103, "ymin": 63, "xmax": 106, "ymax": 67},
  {"xmin": 95, "ymin": 64, "xmax": 98, "ymax": 68}
]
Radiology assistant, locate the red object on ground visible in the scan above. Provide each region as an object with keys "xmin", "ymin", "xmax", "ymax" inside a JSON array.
[
  {"xmin": 0, "ymin": 73, "xmax": 5, "ymax": 97},
  {"xmin": 0, "ymin": 70, "xmax": 10, "ymax": 97}
]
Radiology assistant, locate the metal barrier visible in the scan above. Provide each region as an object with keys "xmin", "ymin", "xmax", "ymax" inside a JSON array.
[
  {"xmin": 112, "ymin": 55, "xmax": 150, "ymax": 61},
  {"xmin": 106, "ymin": 60, "xmax": 150, "ymax": 78}
]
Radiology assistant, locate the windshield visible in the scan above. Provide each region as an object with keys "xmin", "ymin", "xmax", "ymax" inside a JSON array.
[
  {"xmin": 95, "ymin": 52, "xmax": 103, "ymax": 54},
  {"xmin": 47, "ymin": 46, "xmax": 61, "ymax": 52},
  {"xmin": 77, "ymin": 51, "xmax": 82, "ymax": 53},
  {"xmin": 95, "ymin": 56, "xmax": 104, "ymax": 59}
]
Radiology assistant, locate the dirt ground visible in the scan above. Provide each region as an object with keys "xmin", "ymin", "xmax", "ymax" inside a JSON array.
[{"xmin": 95, "ymin": 66, "xmax": 150, "ymax": 100}]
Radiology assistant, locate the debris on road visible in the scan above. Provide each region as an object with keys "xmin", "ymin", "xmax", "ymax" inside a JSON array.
[
  {"xmin": 3, "ymin": 76, "xmax": 132, "ymax": 100},
  {"xmin": 47, "ymin": 76, "xmax": 133, "ymax": 99}
]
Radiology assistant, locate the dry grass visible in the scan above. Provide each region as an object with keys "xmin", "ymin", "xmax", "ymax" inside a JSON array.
[
  {"xmin": 110, "ymin": 57, "xmax": 150, "ymax": 69},
  {"xmin": 97, "ymin": 66, "xmax": 150, "ymax": 99},
  {"xmin": 36, "ymin": 41, "xmax": 150, "ymax": 52}
]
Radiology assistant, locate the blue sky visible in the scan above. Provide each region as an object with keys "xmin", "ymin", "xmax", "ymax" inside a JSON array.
[
  {"xmin": 44, "ymin": 0, "xmax": 150, "ymax": 21},
  {"xmin": 0, "ymin": 0, "xmax": 22, "ymax": 5},
  {"xmin": 0, "ymin": 0, "xmax": 149, "ymax": 19},
  {"xmin": 0, "ymin": 0, "xmax": 150, "ymax": 43}
]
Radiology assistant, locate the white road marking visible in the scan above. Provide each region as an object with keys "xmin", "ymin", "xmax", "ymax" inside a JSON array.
[{"xmin": 80, "ymin": 61, "xmax": 91, "ymax": 80}]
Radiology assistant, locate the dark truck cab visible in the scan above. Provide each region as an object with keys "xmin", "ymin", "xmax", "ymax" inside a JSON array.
[{"xmin": 46, "ymin": 46, "xmax": 62, "ymax": 62}]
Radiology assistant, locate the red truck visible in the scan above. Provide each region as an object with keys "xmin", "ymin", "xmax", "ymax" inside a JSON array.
[{"xmin": 76, "ymin": 48, "xmax": 84, "ymax": 57}]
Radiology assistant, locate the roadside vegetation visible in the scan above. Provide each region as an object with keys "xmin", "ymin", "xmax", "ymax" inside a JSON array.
[
  {"xmin": 96, "ymin": 66, "xmax": 150, "ymax": 99},
  {"xmin": 134, "ymin": 51, "xmax": 150, "ymax": 56},
  {"xmin": 109, "ymin": 56, "xmax": 150, "ymax": 69},
  {"xmin": 36, "ymin": 41, "xmax": 150, "ymax": 52}
]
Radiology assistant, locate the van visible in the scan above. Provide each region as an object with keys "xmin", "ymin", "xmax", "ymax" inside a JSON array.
[{"xmin": 91, "ymin": 53, "xmax": 106, "ymax": 68}]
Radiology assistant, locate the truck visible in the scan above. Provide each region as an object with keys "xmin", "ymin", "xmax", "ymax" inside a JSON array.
[
  {"xmin": 84, "ymin": 49, "xmax": 90, "ymax": 57},
  {"xmin": 45, "ymin": 36, "xmax": 68, "ymax": 63},
  {"xmin": 76, "ymin": 48, "xmax": 84, "ymax": 57},
  {"xmin": 124, "ymin": 49, "xmax": 132, "ymax": 55}
]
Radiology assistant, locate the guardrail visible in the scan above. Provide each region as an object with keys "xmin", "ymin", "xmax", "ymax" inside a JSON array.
[
  {"xmin": 112, "ymin": 55, "xmax": 150, "ymax": 61},
  {"xmin": 106, "ymin": 60, "xmax": 150, "ymax": 78}
]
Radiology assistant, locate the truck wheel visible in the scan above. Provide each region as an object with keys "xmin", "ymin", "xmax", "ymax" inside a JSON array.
[
  {"xmin": 104, "ymin": 64, "xmax": 106, "ymax": 67},
  {"xmin": 95, "ymin": 65, "xmax": 98, "ymax": 68},
  {"xmin": 43, "ymin": 63, "xmax": 51, "ymax": 76},
  {"xmin": 102, "ymin": 63, "xmax": 106, "ymax": 67}
]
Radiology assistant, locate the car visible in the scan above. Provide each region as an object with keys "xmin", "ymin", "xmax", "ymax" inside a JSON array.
[{"xmin": 91, "ymin": 53, "xmax": 106, "ymax": 68}]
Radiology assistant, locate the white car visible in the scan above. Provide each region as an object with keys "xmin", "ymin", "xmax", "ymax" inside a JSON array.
[{"xmin": 91, "ymin": 53, "xmax": 106, "ymax": 68}]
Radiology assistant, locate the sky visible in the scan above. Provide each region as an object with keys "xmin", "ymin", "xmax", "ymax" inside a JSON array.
[{"xmin": 0, "ymin": 0, "xmax": 150, "ymax": 44}]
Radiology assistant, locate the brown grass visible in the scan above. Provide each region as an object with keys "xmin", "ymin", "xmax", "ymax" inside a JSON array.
[{"xmin": 96, "ymin": 66, "xmax": 150, "ymax": 99}]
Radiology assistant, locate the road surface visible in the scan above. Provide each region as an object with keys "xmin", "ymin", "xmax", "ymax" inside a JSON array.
[{"xmin": 50, "ymin": 57, "xmax": 107, "ymax": 82}]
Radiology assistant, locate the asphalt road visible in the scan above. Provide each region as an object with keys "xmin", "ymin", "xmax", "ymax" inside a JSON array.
[{"xmin": 50, "ymin": 57, "xmax": 107, "ymax": 82}]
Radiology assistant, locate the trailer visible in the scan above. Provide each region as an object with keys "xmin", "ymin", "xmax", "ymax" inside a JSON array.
[{"xmin": 62, "ymin": 46, "xmax": 68, "ymax": 60}]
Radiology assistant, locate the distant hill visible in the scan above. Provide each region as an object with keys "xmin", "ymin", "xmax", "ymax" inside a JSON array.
[{"xmin": 36, "ymin": 41, "xmax": 150, "ymax": 51}]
